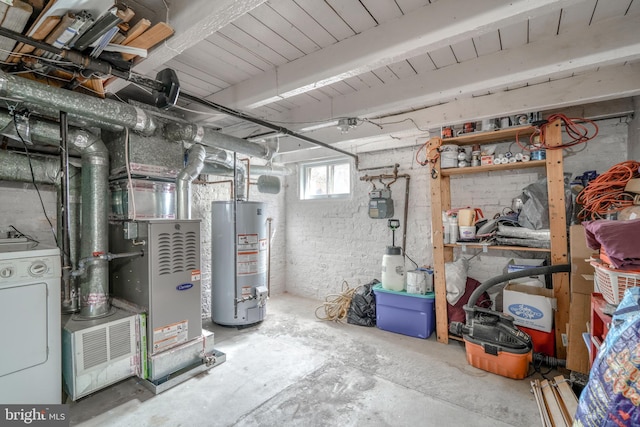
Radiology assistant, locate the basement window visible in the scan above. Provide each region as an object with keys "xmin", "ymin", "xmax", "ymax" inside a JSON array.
[{"xmin": 300, "ymin": 160, "xmax": 351, "ymax": 200}]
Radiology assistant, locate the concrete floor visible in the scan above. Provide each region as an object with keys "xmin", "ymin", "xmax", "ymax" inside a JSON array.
[{"xmin": 69, "ymin": 293, "xmax": 545, "ymax": 427}]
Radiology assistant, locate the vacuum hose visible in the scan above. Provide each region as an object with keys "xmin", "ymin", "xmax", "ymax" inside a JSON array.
[
  {"xmin": 464, "ymin": 264, "xmax": 571, "ymax": 324},
  {"xmin": 533, "ymin": 352, "xmax": 566, "ymax": 368}
]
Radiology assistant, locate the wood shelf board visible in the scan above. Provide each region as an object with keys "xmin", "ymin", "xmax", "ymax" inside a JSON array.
[
  {"xmin": 444, "ymin": 243, "xmax": 551, "ymax": 252},
  {"xmin": 440, "ymin": 126, "xmax": 535, "ymax": 146},
  {"xmin": 448, "ymin": 334, "xmax": 464, "ymax": 342},
  {"xmin": 441, "ymin": 160, "xmax": 546, "ymax": 176}
]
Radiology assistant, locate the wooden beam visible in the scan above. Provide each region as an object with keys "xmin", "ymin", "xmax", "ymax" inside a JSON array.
[
  {"xmin": 106, "ymin": 0, "xmax": 267, "ymax": 93},
  {"xmin": 211, "ymin": 0, "xmax": 587, "ymax": 109},
  {"xmin": 271, "ymin": 15, "xmax": 640, "ymax": 128},
  {"xmin": 274, "ymin": 64, "xmax": 640, "ymax": 163}
]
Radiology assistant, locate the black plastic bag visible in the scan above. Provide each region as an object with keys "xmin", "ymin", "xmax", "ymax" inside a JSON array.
[{"xmin": 347, "ymin": 279, "xmax": 378, "ymax": 327}]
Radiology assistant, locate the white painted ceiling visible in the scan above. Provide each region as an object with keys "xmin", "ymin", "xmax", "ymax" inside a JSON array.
[{"xmin": 111, "ymin": 0, "xmax": 640, "ymax": 163}]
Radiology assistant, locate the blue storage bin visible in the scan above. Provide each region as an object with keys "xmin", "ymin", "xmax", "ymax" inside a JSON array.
[{"xmin": 373, "ymin": 284, "xmax": 435, "ymax": 339}]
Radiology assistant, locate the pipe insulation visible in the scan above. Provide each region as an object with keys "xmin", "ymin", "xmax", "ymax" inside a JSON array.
[
  {"xmin": 0, "ymin": 70, "xmax": 157, "ymax": 135},
  {"xmin": 176, "ymin": 144, "xmax": 206, "ymax": 219},
  {"xmin": 165, "ymin": 123, "xmax": 272, "ymax": 160},
  {"xmin": 0, "ymin": 112, "xmax": 111, "ymax": 318}
]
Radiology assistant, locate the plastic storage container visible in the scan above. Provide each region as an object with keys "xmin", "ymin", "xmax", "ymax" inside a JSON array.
[
  {"xmin": 373, "ymin": 284, "xmax": 435, "ymax": 339},
  {"xmin": 381, "ymin": 246, "xmax": 404, "ymax": 291}
]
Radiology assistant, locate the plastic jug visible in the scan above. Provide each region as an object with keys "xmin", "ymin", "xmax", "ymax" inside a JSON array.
[{"xmin": 381, "ymin": 246, "xmax": 405, "ymax": 291}]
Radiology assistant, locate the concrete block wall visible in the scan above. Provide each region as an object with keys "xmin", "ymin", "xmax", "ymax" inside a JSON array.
[
  {"xmin": 284, "ymin": 147, "xmax": 432, "ymax": 300},
  {"xmin": 0, "ymin": 182, "xmax": 57, "ymax": 245},
  {"xmin": 284, "ymin": 119, "xmax": 629, "ymax": 300}
]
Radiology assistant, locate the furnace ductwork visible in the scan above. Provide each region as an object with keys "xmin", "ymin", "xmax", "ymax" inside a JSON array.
[
  {"xmin": 177, "ymin": 144, "xmax": 207, "ymax": 219},
  {"xmin": 165, "ymin": 123, "xmax": 272, "ymax": 160},
  {"xmin": 0, "ymin": 70, "xmax": 157, "ymax": 135},
  {"xmin": 0, "ymin": 112, "xmax": 110, "ymax": 318}
]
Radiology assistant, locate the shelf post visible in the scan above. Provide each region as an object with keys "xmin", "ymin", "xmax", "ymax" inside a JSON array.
[{"xmin": 545, "ymin": 118, "xmax": 570, "ymax": 360}]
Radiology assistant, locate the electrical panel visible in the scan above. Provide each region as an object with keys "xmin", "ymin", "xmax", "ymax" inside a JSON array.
[{"xmin": 369, "ymin": 188, "xmax": 394, "ymax": 219}]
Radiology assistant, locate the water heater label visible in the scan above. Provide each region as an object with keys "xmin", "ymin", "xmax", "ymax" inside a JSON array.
[
  {"xmin": 238, "ymin": 234, "xmax": 260, "ymax": 275},
  {"xmin": 153, "ymin": 320, "xmax": 188, "ymax": 353}
]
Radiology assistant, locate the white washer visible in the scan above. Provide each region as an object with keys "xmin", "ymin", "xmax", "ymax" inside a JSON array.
[{"xmin": 0, "ymin": 238, "xmax": 61, "ymax": 404}]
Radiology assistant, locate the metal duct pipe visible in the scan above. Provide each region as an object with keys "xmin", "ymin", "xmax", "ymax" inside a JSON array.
[
  {"xmin": 201, "ymin": 151, "xmax": 247, "ymax": 200},
  {"xmin": 176, "ymin": 144, "xmax": 206, "ymax": 219},
  {"xmin": 165, "ymin": 123, "xmax": 272, "ymax": 160},
  {"xmin": 0, "ymin": 70, "xmax": 156, "ymax": 135},
  {"xmin": 9, "ymin": 114, "xmax": 111, "ymax": 318},
  {"xmin": 201, "ymin": 162, "xmax": 293, "ymax": 177}
]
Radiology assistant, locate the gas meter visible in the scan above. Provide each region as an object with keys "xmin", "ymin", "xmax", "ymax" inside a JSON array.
[{"xmin": 368, "ymin": 188, "xmax": 394, "ymax": 219}]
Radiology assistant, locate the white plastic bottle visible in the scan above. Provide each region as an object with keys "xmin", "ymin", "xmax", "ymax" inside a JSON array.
[
  {"xmin": 381, "ymin": 246, "xmax": 405, "ymax": 291},
  {"xmin": 449, "ymin": 215, "xmax": 459, "ymax": 243},
  {"xmin": 443, "ymin": 211, "xmax": 450, "ymax": 244}
]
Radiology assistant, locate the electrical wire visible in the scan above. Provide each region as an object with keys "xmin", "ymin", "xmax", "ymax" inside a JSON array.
[
  {"xmin": 404, "ymin": 251, "xmax": 419, "ymax": 269},
  {"xmin": 539, "ymin": 113, "xmax": 599, "ymax": 149},
  {"xmin": 7, "ymin": 225, "xmax": 39, "ymax": 243},
  {"xmin": 576, "ymin": 160, "xmax": 640, "ymax": 220},
  {"xmin": 12, "ymin": 111, "xmax": 58, "ymax": 245},
  {"xmin": 314, "ymin": 280, "xmax": 359, "ymax": 322}
]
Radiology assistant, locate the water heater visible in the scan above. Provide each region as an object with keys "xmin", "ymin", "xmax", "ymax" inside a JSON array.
[{"xmin": 211, "ymin": 201, "xmax": 268, "ymax": 326}]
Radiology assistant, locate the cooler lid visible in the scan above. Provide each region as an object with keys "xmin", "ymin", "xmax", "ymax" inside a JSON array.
[{"xmin": 372, "ymin": 283, "xmax": 435, "ymax": 299}]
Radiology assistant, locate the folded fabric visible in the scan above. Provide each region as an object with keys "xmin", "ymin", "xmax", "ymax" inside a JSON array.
[{"xmin": 583, "ymin": 219, "xmax": 640, "ymax": 269}]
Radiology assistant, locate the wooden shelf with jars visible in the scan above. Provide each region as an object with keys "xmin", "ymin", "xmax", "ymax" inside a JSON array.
[{"xmin": 428, "ymin": 120, "xmax": 570, "ymax": 359}]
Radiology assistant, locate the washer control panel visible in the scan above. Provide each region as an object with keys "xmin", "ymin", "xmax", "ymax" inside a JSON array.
[{"xmin": 0, "ymin": 256, "xmax": 60, "ymax": 283}]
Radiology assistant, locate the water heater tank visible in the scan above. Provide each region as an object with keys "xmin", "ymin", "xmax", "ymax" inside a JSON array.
[{"xmin": 211, "ymin": 201, "xmax": 268, "ymax": 326}]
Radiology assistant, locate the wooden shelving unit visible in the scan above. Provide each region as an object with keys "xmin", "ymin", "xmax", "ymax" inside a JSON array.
[{"xmin": 429, "ymin": 120, "xmax": 570, "ymax": 359}]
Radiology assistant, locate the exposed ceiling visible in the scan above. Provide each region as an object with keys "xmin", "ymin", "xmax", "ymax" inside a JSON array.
[{"xmin": 111, "ymin": 0, "xmax": 640, "ymax": 163}]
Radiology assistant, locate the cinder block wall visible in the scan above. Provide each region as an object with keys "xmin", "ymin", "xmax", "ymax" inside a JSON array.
[{"xmin": 283, "ymin": 119, "xmax": 628, "ymax": 300}]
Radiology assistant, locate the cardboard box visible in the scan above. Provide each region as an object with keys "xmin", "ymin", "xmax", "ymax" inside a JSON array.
[
  {"xmin": 566, "ymin": 292, "xmax": 591, "ymax": 374},
  {"xmin": 481, "ymin": 155, "xmax": 494, "ymax": 166},
  {"xmin": 506, "ymin": 258, "xmax": 546, "ymax": 287},
  {"xmin": 570, "ymin": 224, "xmax": 597, "ymax": 295},
  {"xmin": 503, "ymin": 283, "xmax": 556, "ymax": 332}
]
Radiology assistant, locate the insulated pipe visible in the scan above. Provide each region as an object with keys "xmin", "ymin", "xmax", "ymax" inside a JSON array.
[
  {"xmin": 165, "ymin": 123, "xmax": 271, "ymax": 160},
  {"xmin": 0, "ymin": 70, "xmax": 157, "ymax": 135},
  {"xmin": 176, "ymin": 144, "xmax": 206, "ymax": 219}
]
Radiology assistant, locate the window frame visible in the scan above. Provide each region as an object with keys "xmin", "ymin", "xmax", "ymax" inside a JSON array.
[{"xmin": 299, "ymin": 159, "xmax": 352, "ymax": 200}]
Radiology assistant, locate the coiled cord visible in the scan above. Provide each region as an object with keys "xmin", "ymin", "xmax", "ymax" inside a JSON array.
[
  {"xmin": 576, "ymin": 160, "xmax": 640, "ymax": 220},
  {"xmin": 315, "ymin": 281, "xmax": 359, "ymax": 322}
]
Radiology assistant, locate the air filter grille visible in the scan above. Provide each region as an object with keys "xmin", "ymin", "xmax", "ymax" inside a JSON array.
[
  {"xmin": 109, "ymin": 320, "xmax": 132, "ymax": 360},
  {"xmin": 82, "ymin": 328, "xmax": 108, "ymax": 369}
]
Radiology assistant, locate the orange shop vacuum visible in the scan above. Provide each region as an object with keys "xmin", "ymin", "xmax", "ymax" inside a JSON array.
[{"xmin": 449, "ymin": 264, "xmax": 570, "ymax": 380}]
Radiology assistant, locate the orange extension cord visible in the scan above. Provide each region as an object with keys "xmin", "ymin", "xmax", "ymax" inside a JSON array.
[
  {"xmin": 576, "ymin": 160, "xmax": 640, "ymax": 220},
  {"xmin": 515, "ymin": 113, "xmax": 599, "ymax": 151}
]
